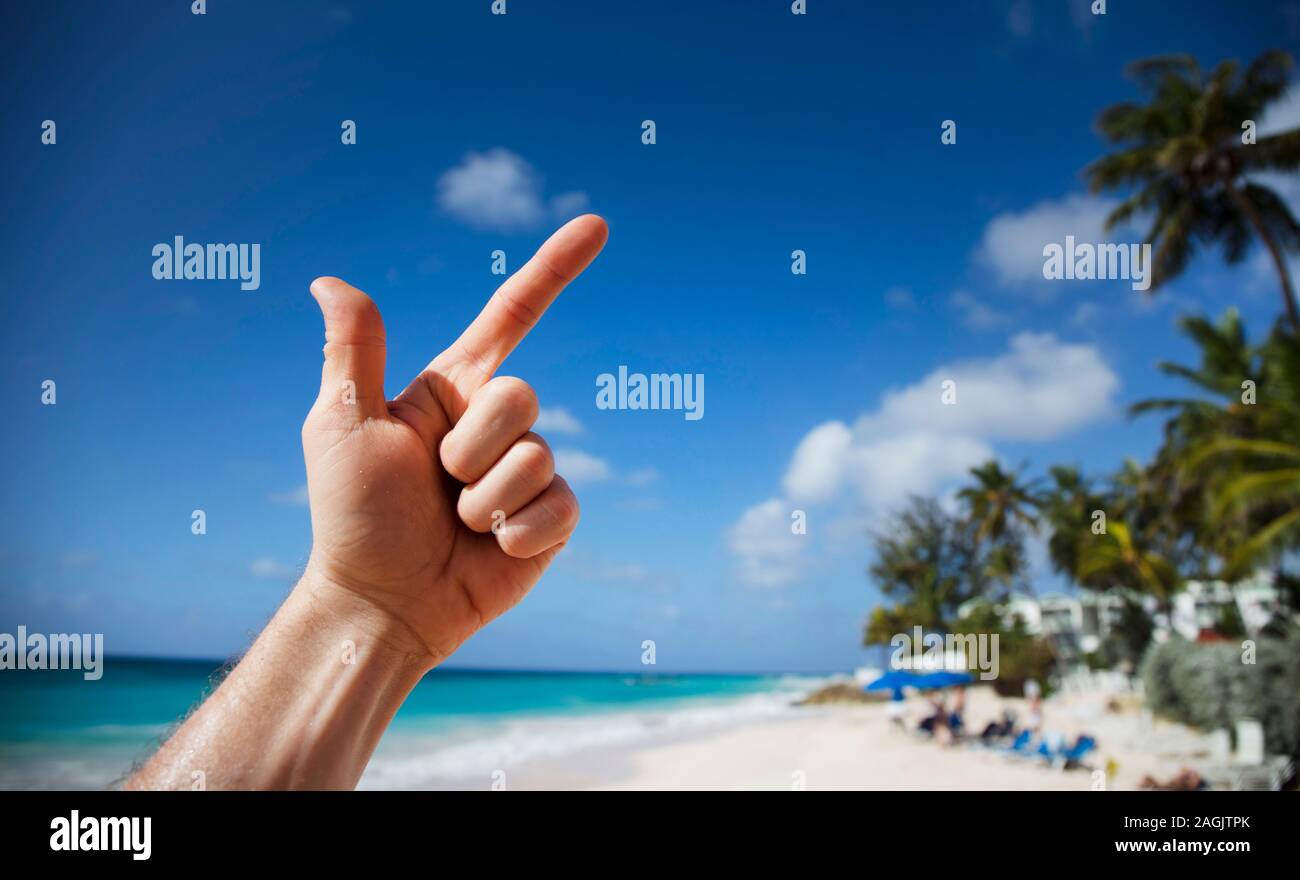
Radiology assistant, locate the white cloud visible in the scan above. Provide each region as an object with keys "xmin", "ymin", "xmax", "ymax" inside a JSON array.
[
  {"xmin": 535, "ymin": 406, "xmax": 584, "ymax": 435},
  {"xmin": 977, "ymin": 194, "xmax": 1120, "ymax": 289},
  {"xmin": 726, "ymin": 498, "xmax": 808, "ymax": 588},
  {"xmin": 549, "ymin": 191, "xmax": 591, "ymax": 223},
  {"xmin": 555, "ymin": 449, "xmax": 613, "ymax": 484},
  {"xmin": 1250, "ymin": 82, "xmax": 1300, "ymax": 216},
  {"xmin": 729, "ymin": 334, "xmax": 1119, "ymax": 587},
  {"xmin": 436, "ymin": 148, "xmax": 589, "ymax": 232},
  {"xmin": 1258, "ymin": 81, "xmax": 1300, "ymax": 137},
  {"xmin": 839, "ymin": 433, "xmax": 994, "ymax": 511},
  {"xmin": 551, "ymin": 448, "xmax": 656, "ymax": 489},
  {"xmin": 949, "ymin": 289, "xmax": 1010, "ymax": 330},
  {"xmin": 861, "ymin": 332, "xmax": 1119, "ymax": 442},
  {"xmin": 553, "ymin": 548, "xmax": 674, "ymax": 591},
  {"xmin": 783, "ymin": 421, "xmax": 852, "ymax": 503},
  {"xmin": 623, "ymin": 467, "xmax": 659, "ymax": 488},
  {"xmin": 269, "ymin": 484, "xmax": 309, "ymax": 506},
  {"xmin": 251, "ymin": 558, "xmax": 295, "ymax": 580},
  {"xmin": 1070, "ymin": 301, "xmax": 1103, "ymax": 327}
]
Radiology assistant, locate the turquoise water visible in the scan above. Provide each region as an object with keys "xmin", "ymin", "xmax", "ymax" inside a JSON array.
[{"xmin": 0, "ymin": 658, "xmax": 810, "ymax": 789}]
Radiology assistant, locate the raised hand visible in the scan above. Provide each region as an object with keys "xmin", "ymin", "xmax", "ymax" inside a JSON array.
[
  {"xmin": 126, "ymin": 216, "xmax": 608, "ymax": 790},
  {"xmin": 301, "ymin": 214, "xmax": 609, "ymax": 665}
]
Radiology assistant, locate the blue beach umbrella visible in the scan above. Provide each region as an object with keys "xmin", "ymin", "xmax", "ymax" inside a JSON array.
[
  {"xmin": 916, "ymin": 670, "xmax": 975, "ymax": 690},
  {"xmin": 865, "ymin": 670, "xmax": 921, "ymax": 699}
]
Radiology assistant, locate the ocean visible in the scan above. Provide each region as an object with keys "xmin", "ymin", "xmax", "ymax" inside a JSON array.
[{"xmin": 0, "ymin": 658, "xmax": 821, "ymax": 789}]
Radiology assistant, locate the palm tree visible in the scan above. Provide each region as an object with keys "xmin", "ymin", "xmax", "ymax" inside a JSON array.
[
  {"xmin": 1132, "ymin": 309, "xmax": 1300, "ymax": 578},
  {"xmin": 1041, "ymin": 461, "xmax": 1187, "ymax": 607},
  {"xmin": 1075, "ymin": 521, "xmax": 1181, "ymax": 612},
  {"xmin": 1129, "ymin": 311, "xmax": 1263, "ymax": 570},
  {"xmin": 1198, "ymin": 437, "xmax": 1300, "ymax": 575},
  {"xmin": 1086, "ymin": 51, "xmax": 1300, "ymax": 328},
  {"xmin": 956, "ymin": 460, "xmax": 1041, "ymax": 545},
  {"xmin": 1182, "ymin": 325, "xmax": 1300, "ymax": 575},
  {"xmin": 864, "ymin": 497, "xmax": 988, "ymax": 642},
  {"xmin": 1128, "ymin": 310, "xmax": 1259, "ymax": 437},
  {"xmin": 1040, "ymin": 465, "xmax": 1107, "ymax": 586}
]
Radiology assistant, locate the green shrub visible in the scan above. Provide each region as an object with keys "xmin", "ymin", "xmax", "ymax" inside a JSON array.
[
  {"xmin": 955, "ymin": 601, "xmax": 1057, "ymax": 698},
  {"xmin": 1140, "ymin": 626, "xmax": 1300, "ymax": 757}
]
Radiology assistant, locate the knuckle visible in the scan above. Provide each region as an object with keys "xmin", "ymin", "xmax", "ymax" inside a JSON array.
[
  {"xmin": 497, "ymin": 528, "xmax": 531, "ymax": 559},
  {"xmin": 487, "ymin": 376, "xmax": 538, "ymax": 424},
  {"xmin": 547, "ymin": 486, "xmax": 580, "ymax": 532},
  {"xmin": 438, "ymin": 434, "xmax": 475, "ymax": 483},
  {"xmin": 515, "ymin": 435, "xmax": 555, "ymax": 486},
  {"xmin": 456, "ymin": 491, "xmax": 492, "ymax": 533}
]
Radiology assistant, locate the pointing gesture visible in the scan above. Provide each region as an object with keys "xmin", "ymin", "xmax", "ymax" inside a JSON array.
[
  {"xmin": 127, "ymin": 215, "xmax": 608, "ymax": 790},
  {"xmin": 302, "ymin": 215, "xmax": 609, "ymax": 665}
]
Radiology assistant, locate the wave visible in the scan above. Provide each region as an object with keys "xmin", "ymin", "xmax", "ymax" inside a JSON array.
[{"xmin": 359, "ymin": 677, "xmax": 826, "ymax": 789}]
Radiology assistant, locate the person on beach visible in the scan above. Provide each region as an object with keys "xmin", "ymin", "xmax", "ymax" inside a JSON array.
[
  {"xmin": 125, "ymin": 216, "xmax": 609, "ymax": 790},
  {"xmin": 979, "ymin": 709, "xmax": 1016, "ymax": 743},
  {"xmin": 1025, "ymin": 696, "xmax": 1044, "ymax": 735},
  {"xmin": 948, "ymin": 686, "xmax": 966, "ymax": 736},
  {"xmin": 1021, "ymin": 678, "xmax": 1044, "ymax": 736},
  {"xmin": 919, "ymin": 693, "xmax": 948, "ymax": 737},
  {"xmin": 886, "ymin": 688, "xmax": 908, "ymax": 730}
]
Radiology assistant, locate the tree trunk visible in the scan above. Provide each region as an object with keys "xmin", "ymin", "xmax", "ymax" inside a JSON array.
[{"xmin": 1230, "ymin": 182, "xmax": 1300, "ymax": 331}]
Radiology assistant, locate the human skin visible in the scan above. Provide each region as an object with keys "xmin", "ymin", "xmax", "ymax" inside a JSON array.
[{"xmin": 125, "ymin": 215, "xmax": 609, "ymax": 790}]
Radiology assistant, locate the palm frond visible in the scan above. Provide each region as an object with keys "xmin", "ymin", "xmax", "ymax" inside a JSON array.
[
  {"xmin": 1239, "ymin": 129, "xmax": 1300, "ymax": 173},
  {"xmin": 1214, "ymin": 467, "xmax": 1300, "ymax": 516},
  {"xmin": 1225, "ymin": 506, "xmax": 1300, "ymax": 575},
  {"xmin": 1147, "ymin": 202, "xmax": 1196, "ymax": 288},
  {"xmin": 1240, "ymin": 50, "xmax": 1295, "ymax": 111},
  {"xmin": 1184, "ymin": 436, "xmax": 1300, "ymax": 468},
  {"xmin": 1125, "ymin": 54, "xmax": 1202, "ymax": 93},
  {"xmin": 1242, "ymin": 183, "xmax": 1300, "ymax": 251}
]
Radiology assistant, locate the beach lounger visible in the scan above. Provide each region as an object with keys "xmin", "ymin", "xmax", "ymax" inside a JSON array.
[
  {"xmin": 1052, "ymin": 735, "xmax": 1097, "ymax": 770},
  {"xmin": 1001, "ymin": 730, "xmax": 1035, "ymax": 758}
]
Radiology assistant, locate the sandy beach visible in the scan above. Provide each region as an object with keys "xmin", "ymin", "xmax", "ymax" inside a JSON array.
[{"xmin": 488, "ymin": 685, "xmax": 1213, "ymax": 791}]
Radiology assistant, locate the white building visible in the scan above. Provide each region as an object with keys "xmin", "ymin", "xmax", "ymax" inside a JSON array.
[
  {"xmin": 1169, "ymin": 571, "xmax": 1285, "ymax": 640},
  {"xmin": 957, "ymin": 590, "xmax": 1136, "ymax": 662},
  {"xmin": 958, "ymin": 570, "xmax": 1289, "ymax": 664}
]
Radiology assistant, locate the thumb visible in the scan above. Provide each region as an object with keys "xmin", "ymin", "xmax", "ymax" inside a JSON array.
[{"xmin": 309, "ymin": 276, "xmax": 388, "ymax": 420}]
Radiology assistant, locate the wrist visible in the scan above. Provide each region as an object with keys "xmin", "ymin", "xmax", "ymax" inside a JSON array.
[
  {"xmin": 294, "ymin": 562, "xmax": 443, "ymax": 675},
  {"xmin": 128, "ymin": 569, "xmax": 435, "ymax": 790}
]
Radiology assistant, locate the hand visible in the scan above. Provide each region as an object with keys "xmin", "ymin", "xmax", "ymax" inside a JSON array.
[{"xmin": 301, "ymin": 215, "xmax": 608, "ymax": 667}]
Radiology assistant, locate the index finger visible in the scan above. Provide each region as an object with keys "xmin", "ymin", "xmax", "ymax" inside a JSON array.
[{"xmin": 440, "ymin": 214, "xmax": 608, "ymax": 384}]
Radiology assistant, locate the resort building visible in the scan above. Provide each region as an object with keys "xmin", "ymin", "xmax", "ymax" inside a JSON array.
[
  {"xmin": 1169, "ymin": 572, "xmax": 1286, "ymax": 640},
  {"xmin": 956, "ymin": 570, "xmax": 1289, "ymax": 664}
]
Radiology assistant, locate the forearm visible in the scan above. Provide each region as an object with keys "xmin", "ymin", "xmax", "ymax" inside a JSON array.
[{"xmin": 125, "ymin": 575, "xmax": 434, "ymax": 790}]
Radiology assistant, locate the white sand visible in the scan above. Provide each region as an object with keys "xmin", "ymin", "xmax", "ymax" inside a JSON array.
[{"xmin": 501, "ymin": 685, "xmax": 1213, "ymax": 791}]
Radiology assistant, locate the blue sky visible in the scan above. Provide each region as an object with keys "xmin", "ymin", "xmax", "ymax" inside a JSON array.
[{"xmin": 1, "ymin": 0, "xmax": 1297, "ymax": 673}]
